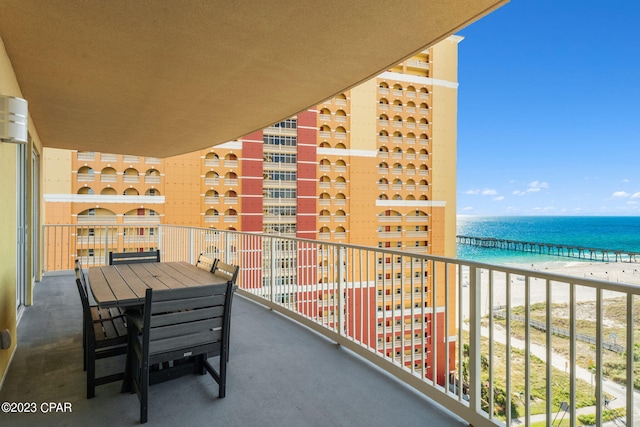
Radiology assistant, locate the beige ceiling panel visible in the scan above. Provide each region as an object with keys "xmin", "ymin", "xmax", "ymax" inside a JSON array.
[{"xmin": 0, "ymin": 0, "xmax": 507, "ymax": 157}]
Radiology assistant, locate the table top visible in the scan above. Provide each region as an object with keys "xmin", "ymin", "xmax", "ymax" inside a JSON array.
[{"xmin": 88, "ymin": 261, "xmax": 228, "ymax": 308}]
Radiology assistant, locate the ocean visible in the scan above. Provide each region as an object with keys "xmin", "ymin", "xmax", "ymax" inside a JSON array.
[{"xmin": 456, "ymin": 216, "xmax": 640, "ymax": 266}]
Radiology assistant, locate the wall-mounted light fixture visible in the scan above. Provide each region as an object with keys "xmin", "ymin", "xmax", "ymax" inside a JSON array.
[{"xmin": 0, "ymin": 95, "xmax": 28, "ymax": 144}]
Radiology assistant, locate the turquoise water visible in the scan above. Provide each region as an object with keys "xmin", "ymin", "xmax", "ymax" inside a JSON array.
[{"xmin": 456, "ymin": 216, "xmax": 640, "ymax": 265}]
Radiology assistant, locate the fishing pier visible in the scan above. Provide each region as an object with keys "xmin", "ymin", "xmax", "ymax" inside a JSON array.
[{"xmin": 457, "ymin": 235, "xmax": 640, "ymax": 262}]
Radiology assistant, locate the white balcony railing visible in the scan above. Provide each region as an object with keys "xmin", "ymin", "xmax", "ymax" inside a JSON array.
[
  {"xmin": 77, "ymin": 173, "xmax": 95, "ymax": 182},
  {"xmin": 41, "ymin": 224, "xmax": 640, "ymax": 427},
  {"xmin": 123, "ymin": 155, "xmax": 140, "ymax": 163}
]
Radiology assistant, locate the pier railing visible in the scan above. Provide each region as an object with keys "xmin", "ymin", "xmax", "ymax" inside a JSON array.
[
  {"xmin": 457, "ymin": 235, "xmax": 640, "ymax": 262},
  {"xmin": 42, "ymin": 224, "xmax": 640, "ymax": 427}
]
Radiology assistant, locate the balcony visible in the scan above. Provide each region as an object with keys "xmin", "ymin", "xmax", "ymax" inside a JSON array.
[
  {"xmin": 11, "ymin": 224, "xmax": 639, "ymax": 427},
  {"xmin": 1, "ymin": 272, "xmax": 464, "ymax": 427}
]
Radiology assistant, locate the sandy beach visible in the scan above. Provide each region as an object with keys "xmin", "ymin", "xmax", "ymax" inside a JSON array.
[{"xmin": 460, "ymin": 260, "xmax": 640, "ymax": 318}]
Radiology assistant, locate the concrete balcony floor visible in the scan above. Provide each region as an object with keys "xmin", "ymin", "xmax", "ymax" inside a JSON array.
[{"xmin": 0, "ymin": 273, "xmax": 467, "ymax": 426}]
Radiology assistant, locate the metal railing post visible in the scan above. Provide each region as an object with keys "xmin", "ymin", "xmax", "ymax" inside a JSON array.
[
  {"xmin": 468, "ymin": 266, "xmax": 481, "ymax": 414},
  {"xmin": 338, "ymin": 246, "xmax": 346, "ymax": 337}
]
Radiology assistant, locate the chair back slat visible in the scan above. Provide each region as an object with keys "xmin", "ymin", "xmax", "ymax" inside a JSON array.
[
  {"xmin": 151, "ymin": 294, "xmax": 226, "ymax": 315},
  {"xmin": 212, "ymin": 261, "xmax": 239, "ymax": 284},
  {"xmin": 109, "ymin": 250, "xmax": 160, "ymax": 265}
]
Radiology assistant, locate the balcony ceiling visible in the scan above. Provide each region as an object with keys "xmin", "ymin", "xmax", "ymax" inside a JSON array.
[{"xmin": 0, "ymin": 0, "xmax": 507, "ymax": 158}]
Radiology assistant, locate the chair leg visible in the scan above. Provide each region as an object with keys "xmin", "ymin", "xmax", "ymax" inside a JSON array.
[
  {"xmin": 82, "ymin": 323, "xmax": 87, "ymax": 371},
  {"xmin": 219, "ymin": 351, "xmax": 227, "ymax": 398},
  {"xmin": 86, "ymin": 341, "xmax": 96, "ymax": 399},
  {"xmin": 140, "ymin": 358, "xmax": 149, "ymax": 424}
]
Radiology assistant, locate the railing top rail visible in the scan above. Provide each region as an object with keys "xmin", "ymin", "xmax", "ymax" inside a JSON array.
[{"xmin": 44, "ymin": 223, "xmax": 640, "ymax": 294}]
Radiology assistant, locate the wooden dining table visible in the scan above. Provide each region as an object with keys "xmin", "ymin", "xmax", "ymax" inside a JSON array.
[{"xmin": 88, "ymin": 261, "xmax": 228, "ymax": 308}]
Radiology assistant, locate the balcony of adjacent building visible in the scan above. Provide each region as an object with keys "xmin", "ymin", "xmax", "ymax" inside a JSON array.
[{"xmin": 18, "ymin": 224, "xmax": 638, "ymax": 427}]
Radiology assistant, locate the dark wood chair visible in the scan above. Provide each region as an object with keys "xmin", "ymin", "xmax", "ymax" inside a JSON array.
[
  {"xmin": 109, "ymin": 249, "xmax": 160, "ymax": 265},
  {"xmin": 212, "ymin": 261, "xmax": 239, "ymax": 362},
  {"xmin": 75, "ymin": 268, "xmax": 128, "ymax": 398},
  {"xmin": 74, "ymin": 259, "xmax": 124, "ymax": 371},
  {"xmin": 126, "ymin": 281, "xmax": 235, "ymax": 423},
  {"xmin": 195, "ymin": 252, "xmax": 217, "ymax": 272}
]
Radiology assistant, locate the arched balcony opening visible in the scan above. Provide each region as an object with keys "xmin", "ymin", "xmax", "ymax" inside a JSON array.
[
  {"xmin": 335, "ymin": 109, "xmax": 347, "ymax": 122},
  {"xmin": 205, "ymin": 189, "xmax": 219, "ymax": 204},
  {"xmin": 224, "ymin": 153, "xmax": 238, "ymax": 167},
  {"xmin": 224, "ymin": 209, "xmax": 238, "ymax": 223},
  {"xmin": 123, "ymin": 188, "xmax": 139, "ymax": 196},
  {"xmin": 319, "ymin": 141, "xmax": 331, "ymax": 148},
  {"xmin": 335, "ymin": 143, "xmax": 346, "ymax": 149},
  {"xmin": 101, "ymin": 167, "xmax": 117, "ymax": 183},
  {"xmin": 204, "ymin": 208, "xmax": 219, "ymax": 223},
  {"xmin": 100, "ymin": 187, "xmax": 117, "ymax": 195},
  {"xmin": 378, "ymin": 178, "xmax": 389, "ymax": 190},
  {"xmin": 224, "ymin": 190, "xmax": 238, "ymax": 204},
  {"xmin": 77, "ymin": 187, "xmax": 94, "ymax": 195},
  {"xmin": 319, "ymin": 124, "xmax": 331, "ymax": 138},
  {"xmin": 319, "ymin": 226, "xmax": 331, "ymax": 239},
  {"xmin": 392, "ymin": 131, "xmax": 403, "ymax": 144},
  {"xmin": 123, "ymin": 167, "xmax": 140, "ymax": 184},
  {"xmin": 145, "ymin": 188, "xmax": 160, "ymax": 196},
  {"xmin": 205, "ymin": 171, "xmax": 219, "ymax": 186},
  {"xmin": 319, "ymin": 176, "xmax": 331, "ymax": 189},
  {"xmin": 224, "ymin": 172, "xmax": 238, "ymax": 186},
  {"xmin": 77, "ymin": 207, "xmax": 116, "ymax": 224},
  {"xmin": 145, "ymin": 168, "xmax": 161, "ymax": 184},
  {"xmin": 205, "ymin": 152, "xmax": 220, "ymax": 166}
]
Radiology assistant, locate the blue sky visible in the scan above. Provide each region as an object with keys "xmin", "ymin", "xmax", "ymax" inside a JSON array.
[{"xmin": 456, "ymin": 1, "xmax": 640, "ymax": 216}]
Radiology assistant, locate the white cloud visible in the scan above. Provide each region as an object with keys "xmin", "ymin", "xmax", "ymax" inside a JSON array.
[
  {"xmin": 529, "ymin": 181, "xmax": 549, "ymax": 189},
  {"xmin": 612, "ymin": 191, "xmax": 630, "ymax": 198},
  {"xmin": 493, "ymin": 196, "xmax": 504, "ymax": 201},
  {"xmin": 466, "ymin": 188, "xmax": 497, "ymax": 196},
  {"xmin": 623, "ymin": 178, "xmax": 630, "ymax": 183},
  {"xmin": 631, "ymin": 192, "xmax": 640, "ymax": 199},
  {"xmin": 461, "ymin": 206, "xmax": 474, "ymax": 211},
  {"xmin": 512, "ymin": 181, "xmax": 549, "ymax": 196}
]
